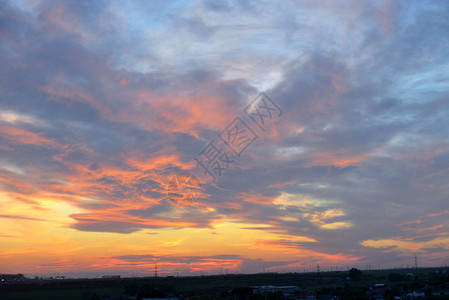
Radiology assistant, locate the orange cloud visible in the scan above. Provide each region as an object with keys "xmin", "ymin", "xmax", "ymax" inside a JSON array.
[
  {"xmin": 306, "ymin": 150, "xmax": 366, "ymax": 168},
  {"xmin": 133, "ymin": 90, "xmax": 238, "ymax": 138},
  {"xmin": 0, "ymin": 125, "xmax": 58, "ymax": 147}
]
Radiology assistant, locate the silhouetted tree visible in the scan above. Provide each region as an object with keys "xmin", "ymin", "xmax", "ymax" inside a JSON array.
[{"xmin": 349, "ymin": 268, "xmax": 362, "ymax": 280}]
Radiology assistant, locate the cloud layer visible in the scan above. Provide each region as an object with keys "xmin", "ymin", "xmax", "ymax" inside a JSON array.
[{"xmin": 1, "ymin": 0, "xmax": 449, "ymax": 276}]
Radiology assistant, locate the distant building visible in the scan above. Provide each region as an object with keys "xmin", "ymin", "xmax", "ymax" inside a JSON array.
[
  {"xmin": 252, "ymin": 285, "xmax": 299, "ymax": 294},
  {"xmin": 0, "ymin": 274, "xmax": 27, "ymax": 282},
  {"xmin": 296, "ymin": 290, "xmax": 316, "ymax": 300},
  {"xmin": 317, "ymin": 295, "xmax": 339, "ymax": 300},
  {"xmin": 102, "ymin": 275, "xmax": 121, "ymax": 279},
  {"xmin": 367, "ymin": 283, "xmax": 390, "ymax": 299},
  {"xmin": 403, "ymin": 291, "xmax": 425, "ymax": 299}
]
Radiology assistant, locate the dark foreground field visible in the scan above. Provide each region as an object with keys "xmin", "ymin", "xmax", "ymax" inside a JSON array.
[{"xmin": 1, "ymin": 268, "xmax": 448, "ymax": 300}]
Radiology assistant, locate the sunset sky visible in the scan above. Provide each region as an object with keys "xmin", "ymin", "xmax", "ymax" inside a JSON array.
[{"xmin": 1, "ymin": 0, "xmax": 449, "ymax": 278}]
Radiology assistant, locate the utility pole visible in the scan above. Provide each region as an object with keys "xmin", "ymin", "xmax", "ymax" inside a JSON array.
[
  {"xmin": 414, "ymin": 254, "xmax": 418, "ymax": 277},
  {"xmin": 155, "ymin": 264, "xmax": 158, "ymax": 279}
]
